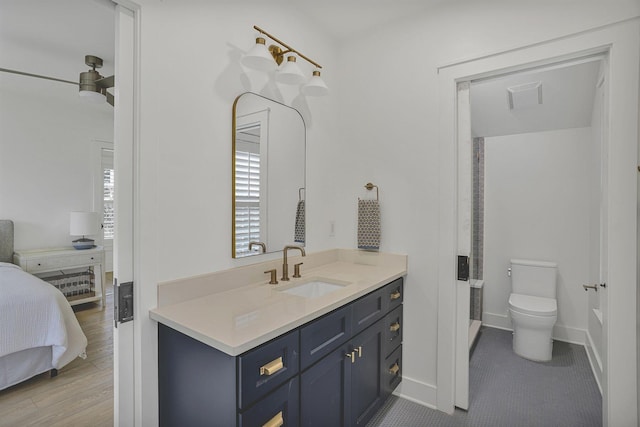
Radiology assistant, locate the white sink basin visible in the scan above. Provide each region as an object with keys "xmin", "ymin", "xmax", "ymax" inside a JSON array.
[{"xmin": 279, "ymin": 279, "xmax": 349, "ymax": 298}]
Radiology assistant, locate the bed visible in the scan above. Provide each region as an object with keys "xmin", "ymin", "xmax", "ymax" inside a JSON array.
[{"xmin": 0, "ymin": 220, "xmax": 88, "ymax": 391}]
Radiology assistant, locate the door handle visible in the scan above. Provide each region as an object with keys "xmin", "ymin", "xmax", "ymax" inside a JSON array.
[{"xmin": 582, "ymin": 284, "xmax": 598, "ymax": 292}]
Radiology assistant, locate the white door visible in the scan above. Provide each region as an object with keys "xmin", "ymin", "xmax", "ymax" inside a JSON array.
[
  {"xmin": 454, "ymin": 81, "xmax": 472, "ymax": 410},
  {"xmin": 113, "ymin": 4, "xmax": 136, "ymax": 426}
]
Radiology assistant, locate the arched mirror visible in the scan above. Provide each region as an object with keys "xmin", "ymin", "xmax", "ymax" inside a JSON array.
[{"xmin": 232, "ymin": 92, "xmax": 306, "ymax": 258}]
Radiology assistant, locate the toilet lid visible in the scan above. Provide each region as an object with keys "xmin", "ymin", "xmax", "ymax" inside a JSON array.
[{"xmin": 509, "ymin": 293, "xmax": 557, "ymax": 316}]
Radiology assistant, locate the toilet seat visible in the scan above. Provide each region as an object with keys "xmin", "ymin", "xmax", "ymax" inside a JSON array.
[{"xmin": 509, "ymin": 293, "xmax": 557, "ymax": 317}]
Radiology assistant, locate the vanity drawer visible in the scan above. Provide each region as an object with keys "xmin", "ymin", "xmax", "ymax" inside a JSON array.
[
  {"xmin": 238, "ymin": 330, "xmax": 299, "ymax": 409},
  {"xmin": 352, "ymin": 286, "xmax": 386, "ymax": 335},
  {"xmin": 382, "ymin": 345, "xmax": 402, "ymax": 399},
  {"xmin": 383, "ymin": 305, "xmax": 403, "ymax": 358},
  {"xmin": 384, "ymin": 277, "xmax": 403, "ymax": 313},
  {"xmin": 300, "ymin": 305, "xmax": 352, "ymax": 370},
  {"xmin": 238, "ymin": 377, "xmax": 299, "ymax": 427}
]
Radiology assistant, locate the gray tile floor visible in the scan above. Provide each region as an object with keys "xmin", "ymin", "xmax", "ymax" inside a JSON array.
[{"xmin": 367, "ymin": 327, "xmax": 602, "ymax": 427}]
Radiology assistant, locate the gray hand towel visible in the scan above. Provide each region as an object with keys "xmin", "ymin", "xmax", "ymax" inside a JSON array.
[
  {"xmin": 358, "ymin": 199, "xmax": 380, "ymax": 250},
  {"xmin": 294, "ymin": 200, "xmax": 305, "ymax": 244}
]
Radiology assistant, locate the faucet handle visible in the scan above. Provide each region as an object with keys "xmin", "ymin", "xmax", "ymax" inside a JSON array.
[
  {"xmin": 293, "ymin": 262, "xmax": 303, "ymax": 278},
  {"xmin": 264, "ymin": 269, "xmax": 278, "ymax": 285}
]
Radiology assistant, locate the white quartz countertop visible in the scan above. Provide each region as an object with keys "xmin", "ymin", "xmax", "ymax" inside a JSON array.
[{"xmin": 149, "ymin": 252, "xmax": 406, "ymax": 356}]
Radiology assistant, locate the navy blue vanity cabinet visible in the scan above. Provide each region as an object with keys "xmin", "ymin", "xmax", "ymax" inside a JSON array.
[
  {"xmin": 158, "ymin": 276, "xmax": 404, "ymax": 427},
  {"xmin": 158, "ymin": 324, "xmax": 299, "ymax": 427}
]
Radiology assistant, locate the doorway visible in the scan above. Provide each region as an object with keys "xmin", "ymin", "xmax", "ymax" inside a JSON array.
[
  {"xmin": 458, "ymin": 55, "xmax": 608, "ymax": 411},
  {"xmin": 437, "ymin": 20, "xmax": 639, "ymax": 426}
]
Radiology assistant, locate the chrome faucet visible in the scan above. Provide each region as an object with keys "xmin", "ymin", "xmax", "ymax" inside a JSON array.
[
  {"xmin": 282, "ymin": 245, "xmax": 306, "ymax": 281},
  {"xmin": 249, "ymin": 241, "xmax": 266, "ymax": 253}
]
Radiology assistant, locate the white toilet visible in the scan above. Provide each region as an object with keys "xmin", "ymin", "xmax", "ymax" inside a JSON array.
[{"xmin": 508, "ymin": 259, "xmax": 558, "ymax": 362}]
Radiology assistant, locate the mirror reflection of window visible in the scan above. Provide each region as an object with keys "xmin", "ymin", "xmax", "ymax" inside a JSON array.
[
  {"xmin": 232, "ymin": 93, "xmax": 305, "ymax": 258},
  {"xmin": 235, "ymin": 125, "xmax": 261, "ymax": 257}
]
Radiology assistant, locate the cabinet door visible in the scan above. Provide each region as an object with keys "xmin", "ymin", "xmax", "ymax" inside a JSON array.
[
  {"xmin": 300, "ymin": 344, "xmax": 352, "ymax": 427},
  {"xmin": 350, "ymin": 320, "xmax": 384, "ymax": 426}
]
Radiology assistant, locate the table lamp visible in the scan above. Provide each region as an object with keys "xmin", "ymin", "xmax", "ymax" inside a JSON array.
[{"xmin": 70, "ymin": 211, "xmax": 98, "ymax": 250}]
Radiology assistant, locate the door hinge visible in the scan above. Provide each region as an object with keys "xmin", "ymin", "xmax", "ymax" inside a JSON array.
[
  {"xmin": 457, "ymin": 255, "xmax": 469, "ymax": 281},
  {"xmin": 114, "ymin": 278, "xmax": 134, "ymax": 327}
]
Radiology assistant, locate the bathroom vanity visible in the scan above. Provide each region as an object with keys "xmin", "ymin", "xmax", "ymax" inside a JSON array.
[{"xmin": 150, "ymin": 249, "xmax": 407, "ymax": 427}]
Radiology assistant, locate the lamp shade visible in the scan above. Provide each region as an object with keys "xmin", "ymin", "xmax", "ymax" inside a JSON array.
[
  {"xmin": 70, "ymin": 211, "xmax": 98, "ymax": 236},
  {"xmin": 241, "ymin": 37, "xmax": 277, "ymax": 72},
  {"xmin": 301, "ymin": 70, "xmax": 329, "ymax": 96},
  {"xmin": 276, "ymin": 56, "xmax": 306, "ymax": 85}
]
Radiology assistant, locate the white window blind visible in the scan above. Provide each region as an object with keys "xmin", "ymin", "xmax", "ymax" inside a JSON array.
[
  {"xmin": 102, "ymin": 149, "xmax": 115, "ymax": 241},
  {"xmin": 235, "ymin": 148, "xmax": 260, "ymax": 257}
]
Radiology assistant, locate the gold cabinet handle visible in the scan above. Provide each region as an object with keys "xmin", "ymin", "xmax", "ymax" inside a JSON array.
[
  {"xmin": 389, "ymin": 363, "xmax": 400, "ymax": 375},
  {"xmin": 262, "ymin": 411, "xmax": 284, "ymax": 427},
  {"xmin": 390, "ymin": 290, "xmax": 401, "ymax": 300},
  {"xmin": 356, "ymin": 346, "xmax": 362, "ymax": 358},
  {"xmin": 345, "ymin": 351, "xmax": 355, "ymax": 363},
  {"xmin": 389, "ymin": 322, "xmax": 400, "ymax": 332},
  {"xmin": 260, "ymin": 357, "xmax": 283, "ymax": 376}
]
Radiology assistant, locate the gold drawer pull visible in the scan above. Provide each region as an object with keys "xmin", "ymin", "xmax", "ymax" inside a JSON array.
[
  {"xmin": 356, "ymin": 346, "xmax": 362, "ymax": 358},
  {"xmin": 260, "ymin": 357, "xmax": 283, "ymax": 376},
  {"xmin": 262, "ymin": 411, "xmax": 284, "ymax": 427},
  {"xmin": 389, "ymin": 363, "xmax": 400, "ymax": 375},
  {"xmin": 345, "ymin": 351, "xmax": 355, "ymax": 363},
  {"xmin": 389, "ymin": 322, "xmax": 400, "ymax": 332},
  {"xmin": 390, "ymin": 290, "xmax": 401, "ymax": 300}
]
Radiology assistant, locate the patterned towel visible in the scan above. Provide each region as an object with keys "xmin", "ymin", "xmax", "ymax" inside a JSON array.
[
  {"xmin": 358, "ymin": 199, "xmax": 380, "ymax": 250},
  {"xmin": 294, "ymin": 200, "xmax": 305, "ymax": 244}
]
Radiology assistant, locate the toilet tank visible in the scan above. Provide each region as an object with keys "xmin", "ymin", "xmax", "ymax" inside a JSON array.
[{"xmin": 510, "ymin": 259, "xmax": 557, "ymax": 298}]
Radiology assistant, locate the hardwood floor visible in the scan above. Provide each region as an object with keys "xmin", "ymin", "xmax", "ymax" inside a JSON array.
[{"xmin": 0, "ymin": 277, "xmax": 114, "ymax": 426}]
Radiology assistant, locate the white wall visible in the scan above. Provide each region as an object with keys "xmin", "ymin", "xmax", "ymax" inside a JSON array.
[
  {"xmin": 129, "ymin": 0, "xmax": 640, "ymax": 423},
  {"xmin": 133, "ymin": 2, "xmax": 339, "ymax": 423},
  {"xmin": 333, "ymin": 0, "xmax": 639, "ymax": 408},
  {"xmin": 0, "ymin": 74, "xmax": 114, "ymax": 250},
  {"xmin": 482, "ymin": 128, "xmax": 593, "ymax": 343}
]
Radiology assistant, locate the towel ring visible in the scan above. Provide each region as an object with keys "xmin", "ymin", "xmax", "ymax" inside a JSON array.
[{"xmin": 364, "ymin": 182, "xmax": 379, "ymax": 201}]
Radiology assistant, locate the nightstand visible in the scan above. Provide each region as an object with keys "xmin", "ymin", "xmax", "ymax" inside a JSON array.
[{"xmin": 13, "ymin": 246, "xmax": 105, "ymax": 307}]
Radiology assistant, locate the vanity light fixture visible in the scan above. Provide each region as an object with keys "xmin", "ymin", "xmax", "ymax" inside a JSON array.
[
  {"xmin": 242, "ymin": 25, "xmax": 329, "ymax": 96},
  {"xmin": 79, "ymin": 55, "xmax": 115, "ymax": 106}
]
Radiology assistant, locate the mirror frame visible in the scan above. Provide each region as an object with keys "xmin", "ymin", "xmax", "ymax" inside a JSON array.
[{"xmin": 232, "ymin": 92, "xmax": 306, "ymax": 258}]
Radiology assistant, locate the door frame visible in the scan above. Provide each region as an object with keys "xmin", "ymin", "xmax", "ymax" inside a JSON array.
[
  {"xmin": 112, "ymin": 1, "xmax": 140, "ymax": 426},
  {"xmin": 436, "ymin": 20, "xmax": 639, "ymax": 426}
]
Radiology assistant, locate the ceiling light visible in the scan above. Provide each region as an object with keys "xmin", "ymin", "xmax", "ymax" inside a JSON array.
[
  {"xmin": 276, "ymin": 56, "xmax": 306, "ymax": 85},
  {"xmin": 243, "ymin": 25, "xmax": 329, "ymax": 96},
  {"xmin": 241, "ymin": 37, "xmax": 278, "ymax": 72},
  {"xmin": 301, "ymin": 70, "xmax": 329, "ymax": 96}
]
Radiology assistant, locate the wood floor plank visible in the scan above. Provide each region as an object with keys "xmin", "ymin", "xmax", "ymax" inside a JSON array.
[{"xmin": 0, "ymin": 280, "xmax": 114, "ymax": 425}]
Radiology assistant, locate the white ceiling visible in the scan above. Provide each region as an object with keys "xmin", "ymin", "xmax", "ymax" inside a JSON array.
[{"xmin": 470, "ymin": 59, "xmax": 602, "ymax": 138}]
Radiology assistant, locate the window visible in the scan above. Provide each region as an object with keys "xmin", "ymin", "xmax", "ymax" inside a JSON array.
[
  {"xmin": 234, "ymin": 141, "xmax": 260, "ymax": 257},
  {"xmin": 102, "ymin": 149, "xmax": 114, "ymax": 242}
]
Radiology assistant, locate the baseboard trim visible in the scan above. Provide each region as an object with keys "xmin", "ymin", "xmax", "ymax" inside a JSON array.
[
  {"xmin": 394, "ymin": 376, "xmax": 438, "ymax": 410},
  {"xmin": 585, "ymin": 330, "xmax": 603, "ymax": 395}
]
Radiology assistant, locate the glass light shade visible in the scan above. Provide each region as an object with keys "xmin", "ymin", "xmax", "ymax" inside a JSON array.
[
  {"xmin": 276, "ymin": 56, "xmax": 306, "ymax": 85},
  {"xmin": 301, "ymin": 70, "xmax": 329, "ymax": 96},
  {"xmin": 241, "ymin": 37, "xmax": 277, "ymax": 71},
  {"xmin": 70, "ymin": 211, "xmax": 99, "ymax": 236},
  {"xmin": 79, "ymin": 90, "xmax": 106, "ymax": 103}
]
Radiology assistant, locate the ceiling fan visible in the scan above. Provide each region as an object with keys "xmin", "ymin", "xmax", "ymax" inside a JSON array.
[{"xmin": 0, "ymin": 55, "xmax": 115, "ymax": 107}]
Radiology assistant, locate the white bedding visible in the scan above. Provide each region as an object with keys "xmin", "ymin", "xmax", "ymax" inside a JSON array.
[{"xmin": 0, "ymin": 262, "xmax": 87, "ymax": 389}]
